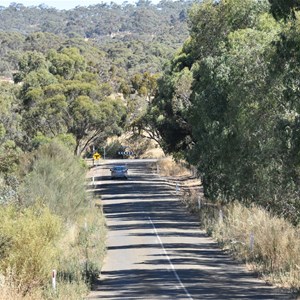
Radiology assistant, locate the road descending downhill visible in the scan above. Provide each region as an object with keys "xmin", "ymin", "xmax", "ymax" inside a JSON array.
[{"xmin": 86, "ymin": 159, "xmax": 293, "ymax": 300}]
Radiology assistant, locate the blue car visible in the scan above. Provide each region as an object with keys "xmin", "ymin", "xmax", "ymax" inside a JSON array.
[{"xmin": 110, "ymin": 165, "xmax": 128, "ymax": 179}]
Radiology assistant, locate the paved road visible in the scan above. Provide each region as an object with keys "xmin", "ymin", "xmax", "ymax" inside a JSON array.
[{"xmin": 87, "ymin": 159, "xmax": 293, "ymax": 300}]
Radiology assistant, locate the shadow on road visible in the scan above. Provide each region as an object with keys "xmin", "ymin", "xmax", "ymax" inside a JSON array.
[{"xmin": 87, "ymin": 160, "xmax": 293, "ymax": 300}]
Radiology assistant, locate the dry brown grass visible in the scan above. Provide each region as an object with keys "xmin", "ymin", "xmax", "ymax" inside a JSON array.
[
  {"xmin": 0, "ymin": 286, "xmax": 43, "ymax": 300},
  {"xmin": 182, "ymin": 188, "xmax": 300, "ymax": 292},
  {"xmin": 0, "ymin": 280, "xmax": 89, "ymax": 300},
  {"xmin": 140, "ymin": 147, "xmax": 165, "ymax": 159},
  {"xmin": 0, "ymin": 271, "xmax": 43, "ymax": 300},
  {"xmin": 213, "ymin": 203, "xmax": 300, "ymax": 291},
  {"xmin": 157, "ymin": 157, "xmax": 192, "ymax": 177},
  {"xmin": 159, "ymin": 159, "xmax": 300, "ymax": 294}
]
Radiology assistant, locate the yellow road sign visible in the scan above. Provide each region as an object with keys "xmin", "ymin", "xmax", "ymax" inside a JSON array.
[{"xmin": 93, "ymin": 152, "xmax": 101, "ymax": 160}]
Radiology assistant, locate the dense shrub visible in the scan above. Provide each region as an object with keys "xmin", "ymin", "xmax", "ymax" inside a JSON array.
[
  {"xmin": 20, "ymin": 141, "xmax": 88, "ymax": 221},
  {"xmin": 0, "ymin": 140, "xmax": 106, "ymax": 298},
  {"xmin": 0, "ymin": 204, "xmax": 62, "ymax": 292}
]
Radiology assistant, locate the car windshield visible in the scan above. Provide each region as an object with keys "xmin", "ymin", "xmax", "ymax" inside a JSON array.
[{"xmin": 112, "ymin": 166, "xmax": 127, "ymax": 171}]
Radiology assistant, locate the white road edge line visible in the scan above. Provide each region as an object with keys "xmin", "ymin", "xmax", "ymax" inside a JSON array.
[{"xmin": 148, "ymin": 217, "xmax": 194, "ymax": 300}]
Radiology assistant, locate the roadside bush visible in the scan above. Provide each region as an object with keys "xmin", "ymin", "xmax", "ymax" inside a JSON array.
[
  {"xmin": 0, "ymin": 140, "xmax": 106, "ymax": 298},
  {"xmin": 20, "ymin": 141, "xmax": 88, "ymax": 221},
  {"xmin": 0, "ymin": 204, "xmax": 62, "ymax": 293},
  {"xmin": 1, "ymin": 204, "xmax": 107, "ymax": 299},
  {"xmin": 0, "ymin": 280, "xmax": 88, "ymax": 300},
  {"xmin": 77, "ymin": 209, "xmax": 106, "ymax": 283},
  {"xmin": 0, "ymin": 282, "xmax": 43, "ymax": 300}
]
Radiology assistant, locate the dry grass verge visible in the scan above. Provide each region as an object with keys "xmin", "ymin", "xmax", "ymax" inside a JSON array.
[
  {"xmin": 0, "ymin": 284, "xmax": 43, "ymax": 300},
  {"xmin": 214, "ymin": 203, "xmax": 300, "ymax": 291},
  {"xmin": 184, "ymin": 188, "xmax": 300, "ymax": 294},
  {"xmin": 156, "ymin": 157, "xmax": 192, "ymax": 177},
  {"xmin": 160, "ymin": 159, "xmax": 300, "ymax": 295}
]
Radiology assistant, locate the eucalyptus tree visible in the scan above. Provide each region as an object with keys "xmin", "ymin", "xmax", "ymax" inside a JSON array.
[
  {"xmin": 268, "ymin": 0, "xmax": 300, "ymax": 19},
  {"xmin": 15, "ymin": 47, "xmax": 126, "ymax": 155},
  {"xmin": 150, "ymin": 0, "xmax": 300, "ymax": 223}
]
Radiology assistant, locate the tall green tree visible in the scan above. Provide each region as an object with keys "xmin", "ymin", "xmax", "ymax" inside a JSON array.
[
  {"xmin": 269, "ymin": 0, "xmax": 300, "ymax": 19},
  {"xmin": 15, "ymin": 47, "xmax": 126, "ymax": 155},
  {"xmin": 151, "ymin": 0, "xmax": 300, "ymax": 223}
]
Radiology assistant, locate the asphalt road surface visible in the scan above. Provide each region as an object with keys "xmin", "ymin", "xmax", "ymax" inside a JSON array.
[{"xmin": 86, "ymin": 159, "xmax": 293, "ymax": 300}]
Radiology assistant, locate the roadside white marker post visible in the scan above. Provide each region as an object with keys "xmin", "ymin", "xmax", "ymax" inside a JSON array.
[
  {"xmin": 92, "ymin": 176, "xmax": 95, "ymax": 188},
  {"xmin": 52, "ymin": 269, "xmax": 56, "ymax": 291},
  {"xmin": 198, "ymin": 195, "xmax": 201, "ymax": 210},
  {"xmin": 157, "ymin": 163, "xmax": 160, "ymax": 174}
]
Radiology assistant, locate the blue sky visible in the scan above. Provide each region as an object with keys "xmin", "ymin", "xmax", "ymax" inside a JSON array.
[{"xmin": 0, "ymin": 0, "xmax": 139, "ymax": 10}]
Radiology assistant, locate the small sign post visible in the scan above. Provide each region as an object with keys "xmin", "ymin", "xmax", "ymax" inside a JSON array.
[
  {"xmin": 93, "ymin": 152, "xmax": 101, "ymax": 160},
  {"xmin": 93, "ymin": 152, "xmax": 101, "ymax": 166}
]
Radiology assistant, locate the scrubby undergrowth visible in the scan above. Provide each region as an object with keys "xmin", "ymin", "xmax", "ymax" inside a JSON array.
[
  {"xmin": 183, "ymin": 188, "xmax": 300, "ymax": 293},
  {"xmin": 0, "ymin": 140, "xmax": 106, "ymax": 299}
]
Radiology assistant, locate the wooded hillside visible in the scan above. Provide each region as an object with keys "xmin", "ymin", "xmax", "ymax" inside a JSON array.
[{"xmin": 0, "ymin": 1, "xmax": 190, "ymax": 76}]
